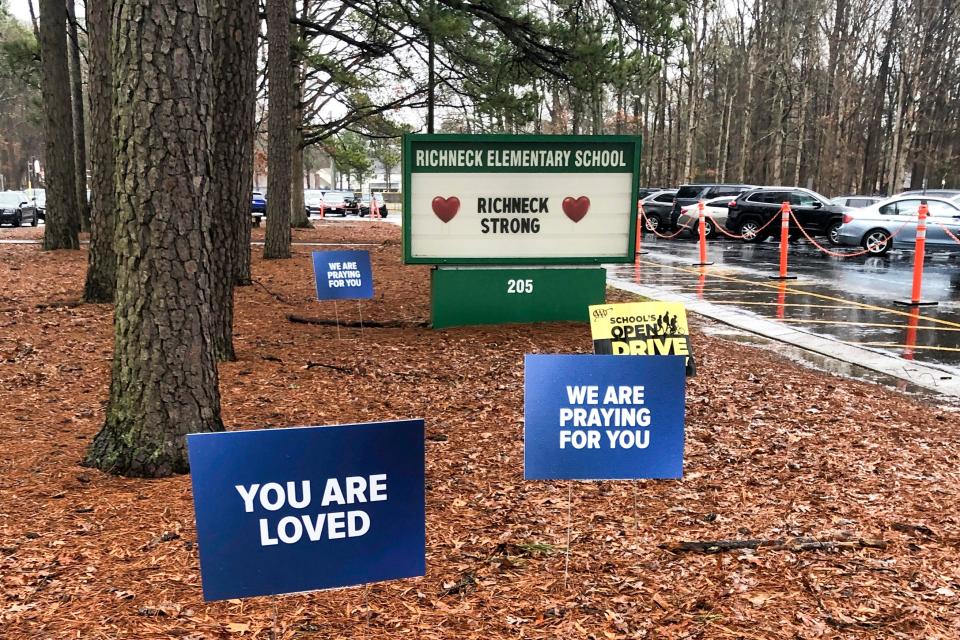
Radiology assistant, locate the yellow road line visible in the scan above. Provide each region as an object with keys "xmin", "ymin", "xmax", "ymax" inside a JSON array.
[
  {"xmin": 855, "ymin": 342, "xmax": 960, "ymax": 352},
  {"xmin": 641, "ymin": 260, "xmax": 960, "ymax": 329},
  {"xmin": 709, "ymin": 301, "xmax": 859, "ymax": 310},
  {"xmin": 778, "ymin": 318, "xmax": 960, "ymax": 331}
]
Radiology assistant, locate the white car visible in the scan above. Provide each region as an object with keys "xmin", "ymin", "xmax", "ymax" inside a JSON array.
[
  {"xmin": 831, "ymin": 195, "xmax": 883, "ymax": 208},
  {"xmin": 676, "ymin": 196, "xmax": 735, "ymax": 239},
  {"xmin": 835, "ymin": 195, "xmax": 960, "ymax": 255}
]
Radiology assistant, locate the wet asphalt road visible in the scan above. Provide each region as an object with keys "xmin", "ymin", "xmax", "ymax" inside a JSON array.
[{"xmin": 607, "ymin": 235, "xmax": 960, "ymax": 376}]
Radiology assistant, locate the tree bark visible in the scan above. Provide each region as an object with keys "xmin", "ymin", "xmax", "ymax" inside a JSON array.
[
  {"xmin": 39, "ymin": 0, "xmax": 79, "ymax": 250},
  {"xmin": 66, "ymin": 0, "xmax": 90, "ymax": 233},
  {"xmin": 210, "ymin": 0, "xmax": 258, "ymax": 361},
  {"xmin": 82, "ymin": 0, "xmax": 116, "ymax": 303},
  {"xmin": 264, "ymin": 0, "xmax": 292, "ymax": 259},
  {"xmin": 86, "ymin": 0, "xmax": 223, "ymax": 477},
  {"xmin": 289, "ymin": 0, "xmax": 310, "ymax": 229}
]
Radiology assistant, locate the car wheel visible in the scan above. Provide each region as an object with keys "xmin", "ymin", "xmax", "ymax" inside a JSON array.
[
  {"xmin": 826, "ymin": 221, "xmax": 842, "ymax": 245},
  {"xmin": 644, "ymin": 214, "xmax": 662, "ymax": 233},
  {"xmin": 861, "ymin": 228, "xmax": 892, "ymax": 256},
  {"xmin": 702, "ymin": 219, "xmax": 716, "ymax": 239},
  {"xmin": 739, "ymin": 218, "xmax": 765, "ymax": 243},
  {"xmin": 15, "ymin": 213, "xmax": 22, "ymax": 227}
]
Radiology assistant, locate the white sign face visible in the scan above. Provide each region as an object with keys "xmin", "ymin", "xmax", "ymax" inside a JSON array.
[{"xmin": 403, "ymin": 136, "xmax": 640, "ymax": 264}]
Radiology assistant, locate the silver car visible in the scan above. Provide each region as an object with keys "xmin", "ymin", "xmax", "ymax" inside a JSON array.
[{"xmin": 835, "ymin": 195, "xmax": 960, "ymax": 255}]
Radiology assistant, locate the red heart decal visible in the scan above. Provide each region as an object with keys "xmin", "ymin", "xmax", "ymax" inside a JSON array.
[
  {"xmin": 431, "ymin": 196, "xmax": 460, "ymax": 223},
  {"xmin": 562, "ymin": 196, "xmax": 590, "ymax": 222}
]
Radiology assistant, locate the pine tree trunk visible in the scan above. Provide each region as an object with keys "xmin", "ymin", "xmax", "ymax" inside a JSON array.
[
  {"xmin": 264, "ymin": 0, "xmax": 292, "ymax": 259},
  {"xmin": 86, "ymin": 0, "xmax": 223, "ymax": 478},
  {"xmin": 209, "ymin": 0, "xmax": 258, "ymax": 361},
  {"xmin": 291, "ymin": 138, "xmax": 309, "ymax": 227},
  {"xmin": 736, "ymin": 51, "xmax": 755, "ymax": 183},
  {"xmin": 82, "ymin": 0, "xmax": 116, "ymax": 303},
  {"xmin": 289, "ymin": 0, "xmax": 310, "ymax": 229},
  {"xmin": 39, "ymin": 0, "xmax": 79, "ymax": 250},
  {"xmin": 66, "ymin": 0, "xmax": 90, "ymax": 233}
]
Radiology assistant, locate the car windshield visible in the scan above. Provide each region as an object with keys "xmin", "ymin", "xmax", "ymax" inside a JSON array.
[
  {"xmin": 303, "ymin": 190, "xmax": 324, "ymax": 203},
  {"xmin": 0, "ymin": 192, "xmax": 26, "ymax": 207},
  {"xmin": 323, "ymin": 192, "xmax": 349, "ymax": 203}
]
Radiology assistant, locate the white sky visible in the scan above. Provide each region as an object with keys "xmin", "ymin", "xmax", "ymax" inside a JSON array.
[{"xmin": 6, "ymin": 0, "xmax": 34, "ymax": 23}]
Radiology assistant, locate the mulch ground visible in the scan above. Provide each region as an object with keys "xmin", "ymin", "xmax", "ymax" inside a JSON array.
[{"xmin": 1, "ymin": 221, "xmax": 958, "ymax": 639}]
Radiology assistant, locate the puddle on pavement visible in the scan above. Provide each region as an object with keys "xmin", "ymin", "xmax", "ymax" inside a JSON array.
[{"xmin": 698, "ymin": 318, "xmax": 960, "ymax": 409}]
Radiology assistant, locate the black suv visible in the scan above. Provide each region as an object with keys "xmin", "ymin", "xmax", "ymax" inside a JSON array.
[
  {"xmin": 727, "ymin": 188, "xmax": 847, "ymax": 244},
  {"xmin": 669, "ymin": 184, "xmax": 752, "ymax": 230}
]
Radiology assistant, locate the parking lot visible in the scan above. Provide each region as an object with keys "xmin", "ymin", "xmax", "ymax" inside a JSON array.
[{"xmin": 609, "ymin": 235, "xmax": 960, "ymax": 377}]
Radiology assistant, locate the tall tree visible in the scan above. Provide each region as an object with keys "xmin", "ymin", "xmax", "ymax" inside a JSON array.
[
  {"xmin": 209, "ymin": 0, "xmax": 258, "ymax": 360},
  {"xmin": 38, "ymin": 0, "xmax": 79, "ymax": 250},
  {"xmin": 86, "ymin": 0, "xmax": 223, "ymax": 477},
  {"xmin": 289, "ymin": 0, "xmax": 311, "ymax": 229},
  {"xmin": 66, "ymin": 0, "xmax": 89, "ymax": 232},
  {"xmin": 82, "ymin": 0, "xmax": 115, "ymax": 303},
  {"xmin": 264, "ymin": 0, "xmax": 292, "ymax": 258}
]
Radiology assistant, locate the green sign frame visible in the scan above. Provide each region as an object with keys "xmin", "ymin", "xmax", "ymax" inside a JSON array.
[{"xmin": 402, "ymin": 134, "xmax": 641, "ymax": 265}]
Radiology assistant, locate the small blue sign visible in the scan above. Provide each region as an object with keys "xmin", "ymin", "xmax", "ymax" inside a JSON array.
[
  {"xmin": 187, "ymin": 419, "xmax": 424, "ymax": 601},
  {"xmin": 312, "ymin": 250, "xmax": 374, "ymax": 300},
  {"xmin": 524, "ymin": 355, "xmax": 685, "ymax": 480}
]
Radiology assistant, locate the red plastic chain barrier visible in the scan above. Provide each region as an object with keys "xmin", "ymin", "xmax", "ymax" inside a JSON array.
[
  {"xmin": 704, "ymin": 212, "xmax": 778, "ymax": 240},
  {"xmin": 639, "ymin": 209, "xmax": 690, "ymax": 239},
  {"xmin": 319, "ymin": 200, "xmax": 325, "ymax": 219},
  {"xmin": 928, "ymin": 218, "xmax": 960, "ymax": 245},
  {"xmin": 788, "ymin": 211, "xmax": 910, "ymax": 258}
]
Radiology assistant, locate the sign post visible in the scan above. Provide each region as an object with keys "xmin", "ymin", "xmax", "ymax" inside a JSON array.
[
  {"xmin": 312, "ymin": 249, "xmax": 374, "ymax": 338},
  {"xmin": 403, "ymin": 134, "xmax": 641, "ymax": 328}
]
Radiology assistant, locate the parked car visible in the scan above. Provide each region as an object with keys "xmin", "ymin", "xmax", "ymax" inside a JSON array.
[
  {"xmin": 836, "ymin": 195, "xmax": 960, "ymax": 255},
  {"xmin": 305, "ymin": 190, "xmax": 352, "ymax": 217},
  {"xmin": 831, "ymin": 195, "xmax": 883, "ymax": 208},
  {"xmin": 676, "ymin": 196, "xmax": 735, "ymax": 239},
  {"xmin": 669, "ymin": 183, "xmax": 753, "ymax": 230},
  {"xmin": 30, "ymin": 188, "xmax": 45, "ymax": 221},
  {"xmin": 355, "ymin": 194, "xmax": 388, "ymax": 218},
  {"xmin": 251, "ymin": 191, "xmax": 266, "ymax": 213},
  {"xmin": 0, "ymin": 190, "xmax": 39, "ymax": 227},
  {"xmin": 638, "ymin": 189, "xmax": 677, "ymax": 232},
  {"xmin": 727, "ymin": 187, "xmax": 848, "ymax": 244},
  {"xmin": 637, "ymin": 187, "xmax": 669, "ymax": 200},
  {"xmin": 897, "ymin": 189, "xmax": 960, "ymax": 201}
]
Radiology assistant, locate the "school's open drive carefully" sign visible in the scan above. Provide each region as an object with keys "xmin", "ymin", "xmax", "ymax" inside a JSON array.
[{"xmin": 403, "ymin": 134, "xmax": 641, "ymax": 264}]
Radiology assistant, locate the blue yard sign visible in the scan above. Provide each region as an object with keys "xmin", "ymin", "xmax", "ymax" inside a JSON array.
[
  {"xmin": 524, "ymin": 355, "xmax": 685, "ymax": 480},
  {"xmin": 312, "ymin": 250, "xmax": 374, "ymax": 300},
  {"xmin": 187, "ymin": 419, "xmax": 425, "ymax": 601}
]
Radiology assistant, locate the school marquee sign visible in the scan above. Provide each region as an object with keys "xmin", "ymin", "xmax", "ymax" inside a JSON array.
[{"xmin": 403, "ymin": 134, "xmax": 641, "ymax": 264}]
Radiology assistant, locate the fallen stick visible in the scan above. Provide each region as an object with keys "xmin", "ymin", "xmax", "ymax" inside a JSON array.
[
  {"xmin": 660, "ymin": 536, "xmax": 887, "ymax": 554},
  {"xmin": 287, "ymin": 314, "xmax": 427, "ymax": 328}
]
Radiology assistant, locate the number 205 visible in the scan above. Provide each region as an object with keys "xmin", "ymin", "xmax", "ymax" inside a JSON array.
[{"xmin": 507, "ymin": 279, "xmax": 534, "ymax": 294}]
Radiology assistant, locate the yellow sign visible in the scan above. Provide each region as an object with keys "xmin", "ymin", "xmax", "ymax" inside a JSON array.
[{"xmin": 589, "ymin": 302, "xmax": 696, "ymax": 375}]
